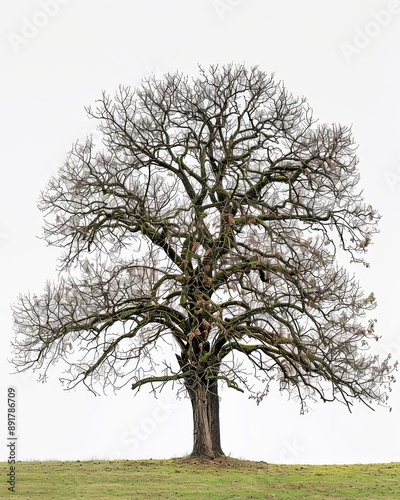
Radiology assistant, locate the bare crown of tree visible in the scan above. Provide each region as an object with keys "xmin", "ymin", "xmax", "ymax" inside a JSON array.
[{"xmin": 12, "ymin": 64, "xmax": 396, "ymax": 458}]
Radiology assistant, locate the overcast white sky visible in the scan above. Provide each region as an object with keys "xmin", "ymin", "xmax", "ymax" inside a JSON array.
[{"xmin": 1, "ymin": 0, "xmax": 400, "ymax": 465}]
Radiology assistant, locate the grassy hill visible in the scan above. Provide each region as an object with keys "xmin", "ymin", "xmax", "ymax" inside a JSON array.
[{"xmin": 1, "ymin": 457, "xmax": 399, "ymax": 499}]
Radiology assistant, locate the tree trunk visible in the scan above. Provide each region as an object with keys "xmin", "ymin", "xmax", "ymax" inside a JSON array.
[{"xmin": 187, "ymin": 377, "xmax": 224, "ymax": 458}]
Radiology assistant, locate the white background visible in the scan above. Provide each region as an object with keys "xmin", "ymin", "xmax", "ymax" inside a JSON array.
[{"xmin": 1, "ymin": 0, "xmax": 400, "ymax": 464}]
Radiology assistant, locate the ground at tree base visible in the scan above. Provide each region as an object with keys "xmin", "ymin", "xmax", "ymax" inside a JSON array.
[{"xmin": 1, "ymin": 458, "xmax": 399, "ymax": 498}]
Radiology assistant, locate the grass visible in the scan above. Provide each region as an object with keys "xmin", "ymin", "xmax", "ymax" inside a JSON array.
[{"xmin": 1, "ymin": 457, "xmax": 399, "ymax": 499}]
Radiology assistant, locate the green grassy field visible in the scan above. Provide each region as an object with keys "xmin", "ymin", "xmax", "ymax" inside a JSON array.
[{"xmin": 1, "ymin": 458, "xmax": 399, "ymax": 499}]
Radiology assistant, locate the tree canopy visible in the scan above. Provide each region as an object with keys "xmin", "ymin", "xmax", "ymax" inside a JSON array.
[{"xmin": 12, "ymin": 64, "xmax": 396, "ymax": 458}]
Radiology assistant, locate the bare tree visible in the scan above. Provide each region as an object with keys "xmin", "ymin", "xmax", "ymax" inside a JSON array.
[{"xmin": 12, "ymin": 65, "xmax": 396, "ymax": 459}]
